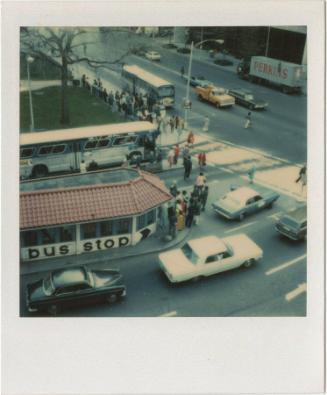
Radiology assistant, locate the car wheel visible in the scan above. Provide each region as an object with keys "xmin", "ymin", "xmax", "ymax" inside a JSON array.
[
  {"xmin": 216, "ymin": 102, "xmax": 220, "ymax": 109},
  {"xmin": 106, "ymin": 293, "xmax": 118, "ymax": 303},
  {"xmin": 249, "ymin": 104, "xmax": 255, "ymax": 110},
  {"xmin": 48, "ymin": 304, "xmax": 60, "ymax": 316},
  {"xmin": 266, "ymin": 202, "xmax": 273, "ymax": 209},
  {"xmin": 198, "ymin": 94, "xmax": 203, "ymax": 101},
  {"xmin": 191, "ymin": 275, "xmax": 204, "ymax": 282},
  {"xmin": 243, "ymin": 259, "xmax": 255, "ymax": 268},
  {"xmin": 239, "ymin": 212, "xmax": 245, "ymax": 221}
]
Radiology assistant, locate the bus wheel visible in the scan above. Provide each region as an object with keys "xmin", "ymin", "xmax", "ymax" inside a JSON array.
[
  {"xmin": 129, "ymin": 152, "xmax": 142, "ymax": 162},
  {"xmin": 33, "ymin": 165, "xmax": 48, "ymax": 178}
]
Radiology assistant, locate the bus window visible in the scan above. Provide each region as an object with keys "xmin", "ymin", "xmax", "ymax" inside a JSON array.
[
  {"xmin": 97, "ymin": 138, "xmax": 110, "ymax": 148},
  {"xmin": 84, "ymin": 140, "xmax": 97, "ymax": 150},
  {"xmin": 113, "ymin": 136, "xmax": 128, "ymax": 146},
  {"xmin": 52, "ymin": 144, "xmax": 66, "ymax": 154},
  {"xmin": 20, "ymin": 148, "xmax": 35, "ymax": 158},
  {"xmin": 39, "ymin": 146, "xmax": 53, "ymax": 155}
]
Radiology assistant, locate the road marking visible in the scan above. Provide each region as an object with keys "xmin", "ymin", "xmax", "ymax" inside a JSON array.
[
  {"xmin": 225, "ymin": 221, "xmax": 256, "ymax": 233},
  {"xmin": 265, "ymin": 254, "xmax": 306, "ymax": 276},
  {"xmin": 268, "ymin": 212, "xmax": 282, "ymax": 219},
  {"xmin": 160, "ymin": 310, "xmax": 177, "ymax": 317},
  {"xmin": 285, "ymin": 283, "xmax": 307, "ymax": 301}
]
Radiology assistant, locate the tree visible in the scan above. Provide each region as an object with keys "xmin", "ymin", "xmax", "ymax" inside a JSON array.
[{"xmin": 20, "ymin": 27, "xmax": 130, "ymax": 126}]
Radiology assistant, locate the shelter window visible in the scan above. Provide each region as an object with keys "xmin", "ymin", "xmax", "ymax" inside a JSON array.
[
  {"xmin": 115, "ymin": 218, "xmax": 132, "ymax": 234},
  {"xmin": 59, "ymin": 226, "xmax": 75, "ymax": 242},
  {"xmin": 39, "ymin": 228, "xmax": 58, "ymax": 245},
  {"xmin": 81, "ymin": 222, "xmax": 97, "ymax": 239},
  {"xmin": 21, "ymin": 230, "xmax": 38, "ymax": 247},
  {"xmin": 100, "ymin": 221, "xmax": 114, "ymax": 237}
]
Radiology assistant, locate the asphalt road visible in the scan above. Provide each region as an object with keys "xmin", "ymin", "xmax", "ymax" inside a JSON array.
[
  {"xmin": 77, "ymin": 30, "xmax": 307, "ymax": 164},
  {"xmin": 20, "ymin": 166, "xmax": 306, "ymax": 317}
]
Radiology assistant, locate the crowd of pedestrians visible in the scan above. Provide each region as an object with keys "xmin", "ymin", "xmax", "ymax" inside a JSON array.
[{"xmin": 80, "ymin": 73, "xmax": 187, "ymax": 137}]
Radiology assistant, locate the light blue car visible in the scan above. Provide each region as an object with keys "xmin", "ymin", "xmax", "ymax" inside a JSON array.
[{"xmin": 212, "ymin": 185, "xmax": 280, "ymax": 221}]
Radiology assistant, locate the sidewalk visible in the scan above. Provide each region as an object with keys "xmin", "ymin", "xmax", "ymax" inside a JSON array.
[{"xmin": 21, "ymin": 224, "xmax": 191, "ymax": 276}]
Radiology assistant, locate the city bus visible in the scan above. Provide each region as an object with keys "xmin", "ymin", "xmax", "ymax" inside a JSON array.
[
  {"xmin": 122, "ymin": 65, "xmax": 175, "ymax": 108},
  {"xmin": 20, "ymin": 121, "xmax": 159, "ymax": 179}
]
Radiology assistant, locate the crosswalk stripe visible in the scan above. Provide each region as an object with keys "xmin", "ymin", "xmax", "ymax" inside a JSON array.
[{"xmin": 265, "ymin": 254, "xmax": 306, "ymax": 276}]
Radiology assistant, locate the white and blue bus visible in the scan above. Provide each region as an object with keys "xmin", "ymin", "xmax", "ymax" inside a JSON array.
[
  {"xmin": 122, "ymin": 65, "xmax": 175, "ymax": 108},
  {"xmin": 20, "ymin": 121, "xmax": 159, "ymax": 179}
]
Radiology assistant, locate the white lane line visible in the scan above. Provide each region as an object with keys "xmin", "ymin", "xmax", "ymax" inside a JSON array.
[
  {"xmin": 225, "ymin": 221, "xmax": 256, "ymax": 233},
  {"xmin": 265, "ymin": 254, "xmax": 306, "ymax": 276},
  {"xmin": 160, "ymin": 310, "xmax": 177, "ymax": 317},
  {"xmin": 268, "ymin": 212, "xmax": 282, "ymax": 219},
  {"xmin": 285, "ymin": 283, "xmax": 307, "ymax": 301}
]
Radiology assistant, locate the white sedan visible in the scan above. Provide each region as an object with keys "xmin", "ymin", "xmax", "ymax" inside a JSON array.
[
  {"xmin": 158, "ymin": 235, "xmax": 263, "ymax": 283},
  {"xmin": 145, "ymin": 51, "xmax": 161, "ymax": 61}
]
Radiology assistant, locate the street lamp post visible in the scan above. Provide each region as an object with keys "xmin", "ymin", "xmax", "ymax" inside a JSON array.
[
  {"xmin": 26, "ymin": 55, "xmax": 35, "ymax": 132},
  {"xmin": 184, "ymin": 41, "xmax": 194, "ymax": 129}
]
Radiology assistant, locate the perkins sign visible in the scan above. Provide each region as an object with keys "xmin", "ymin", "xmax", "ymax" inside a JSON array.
[
  {"xmin": 22, "ymin": 236, "xmax": 131, "ymax": 261},
  {"xmin": 253, "ymin": 61, "xmax": 288, "ymax": 79}
]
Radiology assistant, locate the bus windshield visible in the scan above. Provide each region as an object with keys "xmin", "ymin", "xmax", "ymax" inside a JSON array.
[{"xmin": 158, "ymin": 85, "xmax": 175, "ymax": 98}]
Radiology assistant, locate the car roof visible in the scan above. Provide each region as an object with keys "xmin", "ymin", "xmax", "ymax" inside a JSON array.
[
  {"xmin": 283, "ymin": 204, "xmax": 307, "ymax": 222},
  {"xmin": 188, "ymin": 236, "xmax": 227, "ymax": 257},
  {"xmin": 227, "ymin": 186, "xmax": 258, "ymax": 204},
  {"xmin": 52, "ymin": 266, "xmax": 88, "ymax": 288},
  {"xmin": 230, "ymin": 88, "xmax": 252, "ymax": 94}
]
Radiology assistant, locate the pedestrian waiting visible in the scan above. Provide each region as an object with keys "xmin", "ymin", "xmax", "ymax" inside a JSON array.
[
  {"xmin": 187, "ymin": 130, "xmax": 195, "ymax": 146},
  {"xmin": 248, "ymin": 164, "xmax": 256, "ymax": 184},
  {"xmin": 167, "ymin": 148, "xmax": 175, "ymax": 168},
  {"xmin": 198, "ymin": 152, "xmax": 206, "ymax": 170},
  {"xmin": 169, "ymin": 181, "xmax": 178, "ymax": 197},
  {"xmin": 183, "ymin": 155, "xmax": 192, "ymax": 180},
  {"xmin": 173, "ymin": 144, "xmax": 180, "ymax": 165},
  {"xmin": 200, "ymin": 185, "xmax": 209, "ymax": 211}
]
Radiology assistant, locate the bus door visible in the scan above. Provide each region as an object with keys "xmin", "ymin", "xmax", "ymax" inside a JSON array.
[
  {"xmin": 111, "ymin": 134, "xmax": 143, "ymax": 162},
  {"xmin": 72, "ymin": 141, "xmax": 82, "ymax": 171}
]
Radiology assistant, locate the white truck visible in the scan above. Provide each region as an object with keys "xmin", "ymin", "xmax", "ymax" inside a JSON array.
[{"xmin": 237, "ymin": 56, "xmax": 304, "ymax": 93}]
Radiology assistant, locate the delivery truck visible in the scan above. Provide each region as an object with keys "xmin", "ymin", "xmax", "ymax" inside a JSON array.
[{"xmin": 237, "ymin": 56, "xmax": 304, "ymax": 93}]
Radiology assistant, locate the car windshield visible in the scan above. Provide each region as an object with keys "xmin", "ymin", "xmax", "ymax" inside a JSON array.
[
  {"xmin": 181, "ymin": 243, "xmax": 199, "ymax": 264},
  {"xmin": 212, "ymin": 89, "xmax": 226, "ymax": 96},
  {"xmin": 245, "ymin": 94, "xmax": 254, "ymax": 100},
  {"xmin": 43, "ymin": 275, "xmax": 55, "ymax": 296},
  {"xmin": 158, "ymin": 85, "xmax": 174, "ymax": 97},
  {"xmin": 280, "ymin": 216, "xmax": 301, "ymax": 229}
]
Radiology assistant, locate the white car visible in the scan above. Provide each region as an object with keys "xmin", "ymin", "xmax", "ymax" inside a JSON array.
[
  {"xmin": 145, "ymin": 51, "xmax": 161, "ymax": 61},
  {"xmin": 158, "ymin": 235, "xmax": 263, "ymax": 283}
]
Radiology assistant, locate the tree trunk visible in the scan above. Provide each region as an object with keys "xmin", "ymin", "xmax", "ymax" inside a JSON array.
[{"xmin": 60, "ymin": 55, "xmax": 70, "ymax": 126}]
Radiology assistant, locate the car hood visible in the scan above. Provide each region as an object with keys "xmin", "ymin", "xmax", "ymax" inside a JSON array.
[
  {"xmin": 27, "ymin": 279, "xmax": 46, "ymax": 302},
  {"xmin": 159, "ymin": 249, "xmax": 194, "ymax": 277},
  {"xmin": 223, "ymin": 234, "xmax": 263, "ymax": 258}
]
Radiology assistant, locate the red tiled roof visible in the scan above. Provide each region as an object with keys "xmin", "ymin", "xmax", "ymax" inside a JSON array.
[{"xmin": 20, "ymin": 170, "xmax": 172, "ymax": 230}]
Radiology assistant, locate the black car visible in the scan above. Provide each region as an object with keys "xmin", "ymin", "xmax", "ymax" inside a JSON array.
[
  {"xmin": 228, "ymin": 88, "xmax": 268, "ymax": 110},
  {"xmin": 26, "ymin": 265, "xmax": 126, "ymax": 315},
  {"xmin": 275, "ymin": 204, "xmax": 307, "ymax": 241}
]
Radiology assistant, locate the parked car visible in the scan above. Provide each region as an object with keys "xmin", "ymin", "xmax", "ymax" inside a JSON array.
[
  {"xmin": 159, "ymin": 235, "xmax": 263, "ymax": 283},
  {"xmin": 275, "ymin": 204, "xmax": 307, "ymax": 240},
  {"xmin": 26, "ymin": 265, "xmax": 126, "ymax": 315},
  {"xmin": 212, "ymin": 185, "xmax": 280, "ymax": 221},
  {"xmin": 145, "ymin": 51, "xmax": 161, "ymax": 61},
  {"xmin": 182, "ymin": 74, "xmax": 213, "ymax": 88},
  {"xmin": 228, "ymin": 88, "xmax": 268, "ymax": 110}
]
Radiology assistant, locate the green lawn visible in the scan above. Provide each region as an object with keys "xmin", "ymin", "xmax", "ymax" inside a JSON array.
[{"xmin": 20, "ymin": 86, "xmax": 125, "ymax": 132}]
